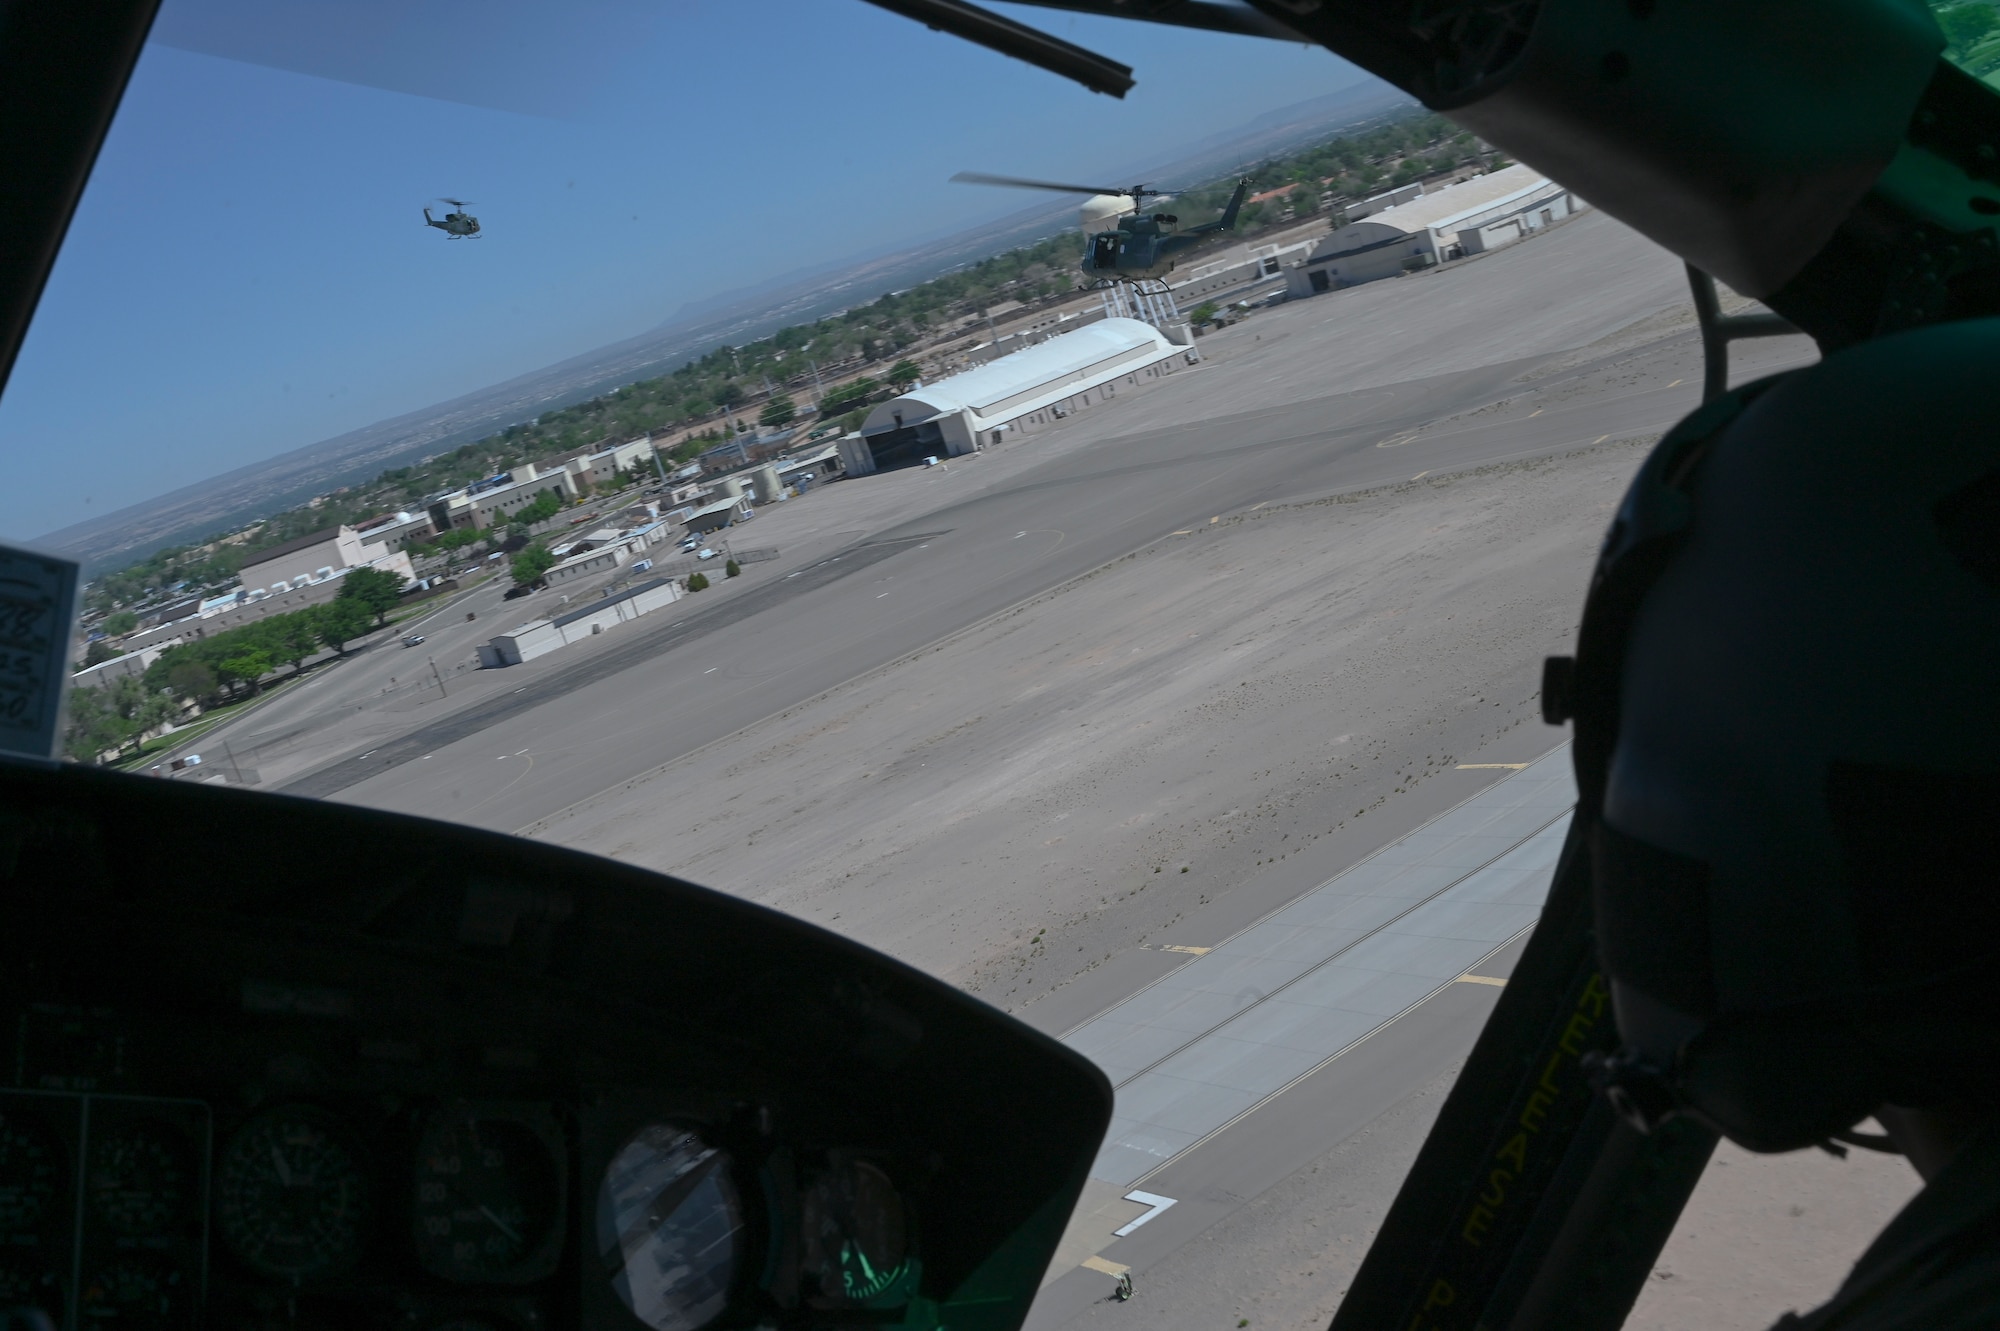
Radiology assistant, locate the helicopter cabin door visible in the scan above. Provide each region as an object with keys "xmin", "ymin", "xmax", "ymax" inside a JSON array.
[{"xmin": 1091, "ymin": 232, "xmax": 1123, "ymax": 268}]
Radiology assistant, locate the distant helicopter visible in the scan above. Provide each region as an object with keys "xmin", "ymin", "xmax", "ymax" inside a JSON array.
[
  {"xmin": 952, "ymin": 172, "xmax": 1252, "ymax": 282},
  {"xmin": 423, "ymin": 199, "xmax": 481, "ymax": 239}
]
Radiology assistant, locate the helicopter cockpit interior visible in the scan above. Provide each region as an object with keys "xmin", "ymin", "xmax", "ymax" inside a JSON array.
[{"xmin": 0, "ymin": 762, "xmax": 1109, "ymax": 1331}]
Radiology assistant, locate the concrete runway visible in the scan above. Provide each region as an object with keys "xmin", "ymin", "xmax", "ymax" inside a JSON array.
[
  {"xmin": 301, "ymin": 213, "xmax": 1812, "ymax": 833},
  {"xmin": 1026, "ymin": 750, "xmax": 1574, "ymax": 1326}
]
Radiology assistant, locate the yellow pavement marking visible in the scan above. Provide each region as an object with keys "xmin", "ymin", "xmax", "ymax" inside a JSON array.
[
  {"xmin": 1251, "ymin": 501, "xmax": 1268, "ymax": 510},
  {"xmin": 1082, "ymin": 1256, "xmax": 1131, "ymax": 1277},
  {"xmin": 1162, "ymin": 945, "xmax": 1212, "ymax": 956},
  {"xmin": 1528, "ymin": 408, "xmax": 1543, "ymax": 417},
  {"xmin": 1592, "ymin": 434, "xmax": 1609, "ymax": 444},
  {"xmin": 1458, "ymin": 974, "xmax": 1508, "ymax": 987},
  {"xmin": 1172, "ymin": 529, "xmax": 1193, "ymax": 535},
  {"xmin": 1411, "ymin": 470, "xmax": 1429, "ymax": 480},
  {"xmin": 1457, "ymin": 762, "xmax": 1528, "ymax": 770},
  {"xmin": 1209, "ymin": 515, "xmax": 1219, "ymax": 524},
  {"xmin": 1667, "ymin": 379, "xmax": 1682, "ymax": 387}
]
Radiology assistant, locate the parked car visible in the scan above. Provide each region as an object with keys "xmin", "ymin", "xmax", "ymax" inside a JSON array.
[
  {"xmin": 697, "ymin": 548, "xmax": 717, "ymax": 560},
  {"xmin": 402, "ymin": 634, "xmax": 425, "ymax": 647}
]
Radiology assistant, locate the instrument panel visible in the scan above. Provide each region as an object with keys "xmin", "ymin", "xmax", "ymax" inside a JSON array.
[
  {"xmin": 0, "ymin": 760, "xmax": 1112, "ymax": 1331},
  {"xmin": 0, "ymin": 1071, "xmax": 925, "ymax": 1330}
]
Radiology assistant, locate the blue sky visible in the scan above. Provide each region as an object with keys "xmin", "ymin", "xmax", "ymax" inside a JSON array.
[{"xmin": 0, "ymin": 1, "xmax": 1367, "ymax": 542}]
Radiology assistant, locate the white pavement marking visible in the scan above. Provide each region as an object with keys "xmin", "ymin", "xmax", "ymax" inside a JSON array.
[
  {"xmin": 1113, "ymin": 1191, "xmax": 1178, "ymax": 1237},
  {"xmin": 1064, "ymin": 748, "xmax": 1576, "ymax": 1186}
]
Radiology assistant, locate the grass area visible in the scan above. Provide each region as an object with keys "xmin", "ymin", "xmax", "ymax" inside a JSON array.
[{"xmin": 107, "ymin": 677, "xmax": 307, "ymax": 772}]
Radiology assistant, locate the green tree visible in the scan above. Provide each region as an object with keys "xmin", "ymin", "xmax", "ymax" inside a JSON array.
[
  {"xmin": 63, "ymin": 685, "xmax": 128, "ymax": 763},
  {"xmin": 165, "ymin": 658, "xmax": 219, "ymax": 706},
  {"xmin": 686, "ymin": 571, "xmax": 710, "ymax": 592},
  {"xmin": 759, "ymin": 395, "xmax": 797, "ymax": 428},
  {"xmin": 888, "ymin": 359, "xmax": 922, "ymax": 391},
  {"xmin": 80, "ymin": 639, "xmax": 119, "ymax": 669},
  {"xmin": 337, "ymin": 566, "xmax": 405, "ymax": 625},
  {"xmin": 510, "ymin": 542, "xmax": 556, "ymax": 588},
  {"xmin": 1189, "ymin": 301, "xmax": 1220, "ymax": 325},
  {"xmin": 511, "ymin": 490, "xmax": 564, "ymax": 528},
  {"xmin": 315, "ymin": 599, "xmax": 373, "ymax": 656},
  {"xmin": 276, "ymin": 613, "xmax": 322, "ymax": 675},
  {"xmin": 715, "ymin": 382, "xmax": 746, "ymax": 409},
  {"xmin": 217, "ymin": 649, "xmax": 273, "ymax": 697},
  {"xmin": 102, "ymin": 610, "xmax": 139, "ymax": 637},
  {"xmin": 724, "ymin": 559, "xmax": 741, "ymax": 579}
]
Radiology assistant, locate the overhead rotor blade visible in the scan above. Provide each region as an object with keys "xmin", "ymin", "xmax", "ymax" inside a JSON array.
[
  {"xmin": 1002, "ymin": 0, "xmax": 1300, "ymax": 41},
  {"xmin": 860, "ymin": 0, "xmax": 1134, "ymax": 97},
  {"xmin": 952, "ymin": 171, "xmax": 1147, "ymax": 197}
]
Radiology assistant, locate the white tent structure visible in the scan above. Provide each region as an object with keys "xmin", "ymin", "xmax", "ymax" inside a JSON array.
[{"xmin": 839, "ymin": 317, "xmax": 1189, "ymax": 475}]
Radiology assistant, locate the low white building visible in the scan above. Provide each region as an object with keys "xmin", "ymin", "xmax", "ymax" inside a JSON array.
[
  {"xmin": 840, "ymin": 317, "xmax": 1194, "ymax": 475},
  {"xmin": 683, "ymin": 495, "xmax": 754, "ymax": 536},
  {"xmin": 73, "ymin": 645, "xmax": 165, "ymax": 688},
  {"xmin": 479, "ymin": 575, "xmax": 685, "ymax": 667},
  {"xmin": 543, "ymin": 521, "xmax": 666, "ymax": 587},
  {"xmin": 1286, "ymin": 165, "xmax": 1586, "ymax": 296},
  {"xmin": 238, "ymin": 524, "xmax": 414, "ymax": 595}
]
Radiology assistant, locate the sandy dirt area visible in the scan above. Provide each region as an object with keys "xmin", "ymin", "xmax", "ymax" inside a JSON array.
[{"xmin": 526, "ymin": 437, "xmax": 1650, "ymax": 1006}]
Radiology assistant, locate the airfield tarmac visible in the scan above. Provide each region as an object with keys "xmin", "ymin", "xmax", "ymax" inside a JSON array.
[{"xmin": 247, "ymin": 210, "xmax": 1930, "ymax": 1326}]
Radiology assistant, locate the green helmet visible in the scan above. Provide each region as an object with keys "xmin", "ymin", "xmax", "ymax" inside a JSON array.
[{"xmin": 1550, "ymin": 319, "xmax": 2000, "ymax": 1152}]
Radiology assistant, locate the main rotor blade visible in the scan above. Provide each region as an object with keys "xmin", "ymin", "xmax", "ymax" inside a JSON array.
[
  {"xmin": 1002, "ymin": 0, "xmax": 1300, "ymax": 41},
  {"xmin": 860, "ymin": 0, "xmax": 1134, "ymax": 97},
  {"xmin": 952, "ymin": 171, "xmax": 1139, "ymax": 197}
]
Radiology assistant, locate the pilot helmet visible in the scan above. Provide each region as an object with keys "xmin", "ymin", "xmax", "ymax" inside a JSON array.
[{"xmin": 1552, "ymin": 318, "xmax": 2000, "ymax": 1152}]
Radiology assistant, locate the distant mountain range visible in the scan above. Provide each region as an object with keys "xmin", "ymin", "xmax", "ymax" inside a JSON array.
[{"xmin": 38, "ymin": 79, "xmax": 1409, "ymax": 574}]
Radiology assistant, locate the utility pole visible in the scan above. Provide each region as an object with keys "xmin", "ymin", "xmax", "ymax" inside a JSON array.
[
  {"xmin": 429, "ymin": 657, "xmax": 447, "ymax": 699},
  {"xmin": 808, "ymin": 359, "xmax": 826, "ymax": 412}
]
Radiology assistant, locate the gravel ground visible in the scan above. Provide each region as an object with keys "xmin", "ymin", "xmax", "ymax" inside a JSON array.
[{"xmin": 529, "ymin": 436, "xmax": 1649, "ymax": 1004}]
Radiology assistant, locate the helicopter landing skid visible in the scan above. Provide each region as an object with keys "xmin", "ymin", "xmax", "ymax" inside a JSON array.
[{"xmin": 1093, "ymin": 277, "xmax": 1183, "ymax": 332}]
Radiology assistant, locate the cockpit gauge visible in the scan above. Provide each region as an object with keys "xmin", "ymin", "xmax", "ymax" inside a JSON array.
[
  {"xmin": 595, "ymin": 1124, "xmax": 745, "ymax": 1331},
  {"xmin": 88, "ymin": 1121, "xmax": 194, "ymax": 1236},
  {"xmin": 78, "ymin": 1251, "xmax": 190, "ymax": 1328},
  {"xmin": 800, "ymin": 1158, "xmax": 916, "ymax": 1309},
  {"xmin": 413, "ymin": 1106, "xmax": 563, "ymax": 1284},
  {"xmin": 0, "ymin": 1112, "xmax": 62, "ymax": 1236},
  {"xmin": 216, "ymin": 1105, "xmax": 372, "ymax": 1282}
]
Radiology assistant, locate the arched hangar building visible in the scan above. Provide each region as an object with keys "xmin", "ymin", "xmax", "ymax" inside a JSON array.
[
  {"xmin": 838, "ymin": 317, "xmax": 1194, "ymax": 476},
  {"xmin": 1285, "ymin": 163, "xmax": 1585, "ymax": 297}
]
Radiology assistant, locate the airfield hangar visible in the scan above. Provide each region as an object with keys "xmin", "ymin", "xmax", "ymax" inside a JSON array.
[
  {"xmin": 839, "ymin": 317, "xmax": 1193, "ymax": 476},
  {"xmin": 1285, "ymin": 164, "xmax": 1585, "ymax": 297}
]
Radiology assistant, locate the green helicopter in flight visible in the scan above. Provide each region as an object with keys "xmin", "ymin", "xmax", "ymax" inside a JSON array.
[{"xmin": 952, "ymin": 172, "xmax": 1252, "ymax": 281}]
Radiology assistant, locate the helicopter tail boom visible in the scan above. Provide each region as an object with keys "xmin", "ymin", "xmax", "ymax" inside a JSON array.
[{"xmin": 1188, "ymin": 176, "xmax": 1252, "ymax": 235}]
